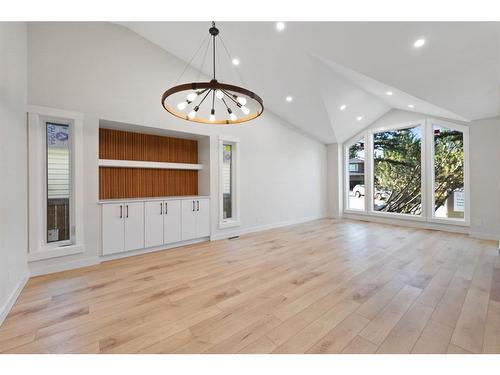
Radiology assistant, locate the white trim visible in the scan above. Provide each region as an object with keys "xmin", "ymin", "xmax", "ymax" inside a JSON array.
[
  {"xmin": 343, "ymin": 136, "xmax": 366, "ymax": 212},
  {"xmin": 218, "ymin": 135, "xmax": 241, "ymax": 229},
  {"xmin": 29, "ymin": 257, "xmax": 101, "ymax": 277},
  {"xmin": 27, "ymin": 105, "xmax": 84, "ymax": 120},
  {"xmin": 99, "ymin": 159, "xmax": 203, "ymax": 170},
  {"xmin": 344, "ymin": 213, "xmax": 469, "ymax": 234},
  {"xmin": 100, "ymin": 237, "xmax": 209, "ymax": 262},
  {"xmin": 210, "ymin": 214, "xmax": 325, "ymax": 241},
  {"xmin": 0, "ymin": 273, "xmax": 29, "ymax": 327},
  {"xmin": 27, "ymin": 105, "xmax": 85, "ymax": 259},
  {"xmin": 27, "ymin": 244, "xmax": 84, "ymax": 262},
  {"xmin": 427, "ymin": 118, "xmax": 470, "ymax": 225}
]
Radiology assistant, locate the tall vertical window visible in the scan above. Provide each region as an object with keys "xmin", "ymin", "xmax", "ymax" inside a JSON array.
[
  {"xmin": 218, "ymin": 136, "xmax": 240, "ymax": 228},
  {"xmin": 222, "ymin": 143, "xmax": 233, "ymax": 219},
  {"xmin": 373, "ymin": 126, "xmax": 422, "ymax": 215},
  {"xmin": 46, "ymin": 122, "xmax": 71, "ymax": 243},
  {"xmin": 433, "ymin": 124, "xmax": 465, "ymax": 219},
  {"xmin": 347, "ymin": 138, "xmax": 365, "ymax": 210}
]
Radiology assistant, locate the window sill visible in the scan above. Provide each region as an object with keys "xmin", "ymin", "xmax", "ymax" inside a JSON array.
[
  {"xmin": 28, "ymin": 244, "xmax": 85, "ymax": 262},
  {"xmin": 219, "ymin": 220, "xmax": 241, "ymax": 229},
  {"xmin": 343, "ymin": 210, "xmax": 469, "ymax": 228}
]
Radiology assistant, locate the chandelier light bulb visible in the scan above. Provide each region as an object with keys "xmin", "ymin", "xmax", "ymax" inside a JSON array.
[
  {"xmin": 188, "ymin": 110, "xmax": 197, "ymax": 119},
  {"xmin": 216, "ymin": 90, "xmax": 224, "ymax": 99},
  {"xmin": 187, "ymin": 92, "xmax": 198, "ymax": 101},
  {"xmin": 236, "ymin": 96, "xmax": 247, "ymax": 105},
  {"xmin": 229, "ymin": 113, "xmax": 237, "ymax": 121},
  {"xmin": 210, "ymin": 109, "xmax": 215, "ymax": 122},
  {"xmin": 177, "ymin": 101, "xmax": 188, "ymax": 111},
  {"xmin": 241, "ymin": 106, "xmax": 250, "ymax": 115}
]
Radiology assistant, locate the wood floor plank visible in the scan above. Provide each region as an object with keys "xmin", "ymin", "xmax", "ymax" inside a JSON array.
[
  {"xmin": 450, "ymin": 287, "xmax": 490, "ymax": 353},
  {"xmin": 0, "ymin": 219, "xmax": 498, "ymax": 354},
  {"xmin": 376, "ymin": 302, "xmax": 433, "ymax": 353},
  {"xmin": 358, "ymin": 284, "xmax": 422, "ymax": 346}
]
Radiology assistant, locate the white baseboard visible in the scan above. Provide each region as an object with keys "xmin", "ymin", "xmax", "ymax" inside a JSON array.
[
  {"xmin": 29, "ymin": 257, "xmax": 101, "ymax": 277},
  {"xmin": 344, "ymin": 213, "xmax": 499, "ymax": 242},
  {"xmin": 210, "ymin": 215, "xmax": 325, "ymax": 241},
  {"xmin": 468, "ymin": 231, "xmax": 500, "ymax": 241},
  {"xmin": 0, "ymin": 272, "xmax": 29, "ymax": 327},
  {"xmin": 100, "ymin": 238, "xmax": 209, "ymax": 262}
]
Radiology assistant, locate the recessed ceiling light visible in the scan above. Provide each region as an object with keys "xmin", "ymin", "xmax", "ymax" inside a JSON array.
[
  {"xmin": 286, "ymin": 96, "xmax": 293, "ymax": 102},
  {"xmin": 356, "ymin": 116, "xmax": 363, "ymax": 121},
  {"xmin": 232, "ymin": 58, "xmax": 240, "ymax": 66},
  {"xmin": 408, "ymin": 104, "xmax": 415, "ymax": 108},
  {"xmin": 413, "ymin": 38, "xmax": 426, "ymax": 48},
  {"xmin": 276, "ymin": 22, "xmax": 285, "ymax": 31},
  {"xmin": 340, "ymin": 104, "xmax": 347, "ymax": 111},
  {"xmin": 386, "ymin": 91, "xmax": 393, "ymax": 96}
]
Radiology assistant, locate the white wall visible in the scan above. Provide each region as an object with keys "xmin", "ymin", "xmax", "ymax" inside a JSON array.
[
  {"xmin": 0, "ymin": 22, "xmax": 29, "ymax": 323},
  {"xmin": 329, "ymin": 108, "xmax": 500, "ymax": 240},
  {"xmin": 27, "ymin": 22, "xmax": 327, "ymax": 274}
]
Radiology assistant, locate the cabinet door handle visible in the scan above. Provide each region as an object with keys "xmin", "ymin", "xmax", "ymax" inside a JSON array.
[
  {"xmin": 126, "ymin": 205, "xmax": 129, "ymax": 218},
  {"xmin": 119, "ymin": 205, "xmax": 123, "ymax": 219},
  {"xmin": 165, "ymin": 202, "xmax": 168, "ymax": 215},
  {"xmin": 192, "ymin": 200, "xmax": 195, "ymax": 211},
  {"xmin": 197, "ymin": 200, "xmax": 200, "ymax": 211},
  {"xmin": 160, "ymin": 202, "xmax": 163, "ymax": 215}
]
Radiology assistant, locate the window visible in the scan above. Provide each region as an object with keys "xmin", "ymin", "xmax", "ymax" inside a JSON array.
[
  {"xmin": 373, "ymin": 126, "xmax": 422, "ymax": 215},
  {"xmin": 432, "ymin": 123, "xmax": 465, "ymax": 220},
  {"xmin": 28, "ymin": 105, "xmax": 85, "ymax": 261},
  {"xmin": 218, "ymin": 136, "xmax": 240, "ymax": 228},
  {"xmin": 222, "ymin": 144, "xmax": 233, "ymax": 220},
  {"xmin": 346, "ymin": 138, "xmax": 365, "ymax": 210},
  {"xmin": 343, "ymin": 118, "xmax": 468, "ymax": 225},
  {"xmin": 46, "ymin": 122, "xmax": 71, "ymax": 243}
]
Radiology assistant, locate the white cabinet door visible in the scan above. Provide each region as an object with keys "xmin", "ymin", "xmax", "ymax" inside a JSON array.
[
  {"xmin": 124, "ymin": 202, "xmax": 144, "ymax": 251},
  {"xmin": 196, "ymin": 199, "xmax": 210, "ymax": 238},
  {"xmin": 163, "ymin": 200, "xmax": 181, "ymax": 244},
  {"xmin": 181, "ymin": 199, "xmax": 197, "ymax": 241},
  {"xmin": 102, "ymin": 203, "xmax": 124, "ymax": 255},
  {"xmin": 144, "ymin": 201, "xmax": 164, "ymax": 248}
]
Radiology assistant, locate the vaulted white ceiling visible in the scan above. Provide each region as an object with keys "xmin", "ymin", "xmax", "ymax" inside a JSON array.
[{"xmin": 119, "ymin": 22, "xmax": 500, "ymax": 144}]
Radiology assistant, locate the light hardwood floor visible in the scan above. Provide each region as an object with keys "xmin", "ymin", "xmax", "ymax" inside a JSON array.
[{"xmin": 1, "ymin": 219, "xmax": 499, "ymax": 354}]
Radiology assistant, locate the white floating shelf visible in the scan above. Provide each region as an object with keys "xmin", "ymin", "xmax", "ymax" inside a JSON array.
[{"xmin": 99, "ymin": 159, "xmax": 203, "ymax": 170}]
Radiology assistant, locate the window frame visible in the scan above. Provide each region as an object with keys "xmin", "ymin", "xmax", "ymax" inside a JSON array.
[
  {"xmin": 343, "ymin": 136, "xmax": 367, "ymax": 213},
  {"xmin": 369, "ymin": 120, "xmax": 426, "ymax": 220},
  {"xmin": 426, "ymin": 118, "xmax": 470, "ymax": 226},
  {"xmin": 45, "ymin": 120, "xmax": 73, "ymax": 246},
  {"xmin": 218, "ymin": 135, "xmax": 240, "ymax": 229},
  {"xmin": 28, "ymin": 105, "xmax": 85, "ymax": 261},
  {"xmin": 343, "ymin": 118, "xmax": 469, "ymax": 227}
]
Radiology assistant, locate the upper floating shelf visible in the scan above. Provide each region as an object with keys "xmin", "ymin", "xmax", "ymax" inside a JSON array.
[{"xmin": 99, "ymin": 159, "xmax": 203, "ymax": 170}]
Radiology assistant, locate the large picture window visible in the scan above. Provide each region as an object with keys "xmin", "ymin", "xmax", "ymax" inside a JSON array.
[
  {"xmin": 28, "ymin": 106, "xmax": 85, "ymax": 261},
  {"xmin": 373, "ymin": 126, "xmax": 422, "ymax": 215},
  {"xmin": 432, "ymin": 123, "xmax": 465, "ymax": 219},
  {"xmin": 347, "ymin": 138, "xmax": 365, "ymax": 210},
  {"xmin": 344, "ymin": 118, "xmax": 468, "ymax": 225},
  {"xmin": 218, "ymin": 135, "xmax": 240, "ymax": 229},
  {"xmin": 46, "ymin": 122, "xmax": 71, "ymax": 243}
]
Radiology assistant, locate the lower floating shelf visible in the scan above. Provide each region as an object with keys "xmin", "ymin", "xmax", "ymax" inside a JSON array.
[{"xmin": 99, "ymin": 159, "xmax": 203, "ymax": 170}]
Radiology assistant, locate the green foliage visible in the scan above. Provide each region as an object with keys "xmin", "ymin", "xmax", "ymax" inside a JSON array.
[
  {"xmin": 373, "ymin": 127, "xmax": 463, "ymax": 215},
  {"xmin": 374, "ymin": 128, "xmax": 422, "ymax": 214}
]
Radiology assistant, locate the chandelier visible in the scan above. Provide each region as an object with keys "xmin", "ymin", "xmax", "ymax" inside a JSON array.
[{"xmin": 161, "ymin": 22, "xmax": 264, "ymax": 125}]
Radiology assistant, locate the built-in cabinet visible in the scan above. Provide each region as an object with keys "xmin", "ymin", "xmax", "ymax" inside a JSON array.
[
  {"xmin": 181, "ymin": 199, "xmax": 211, "ymax": 240},
  {"xmin": 101, "ymin": 197, "xmax": 210, "ymax": 256},
  {"xmin": 102, "ymin": 202, "xmax": 145, "ymax": 255}
]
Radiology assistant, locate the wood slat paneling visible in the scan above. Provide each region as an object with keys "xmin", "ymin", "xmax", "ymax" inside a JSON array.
[
  {"xmin": 99, "ymin": 128, "xmax": 198, "ymax": 163},
  {"xmin": 98, "ymin": 129, "xmax": 199, "ymax": 199},
  {"xmin": 99, "ymin": 168, "xmax": 198, "ymax": 199}
]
